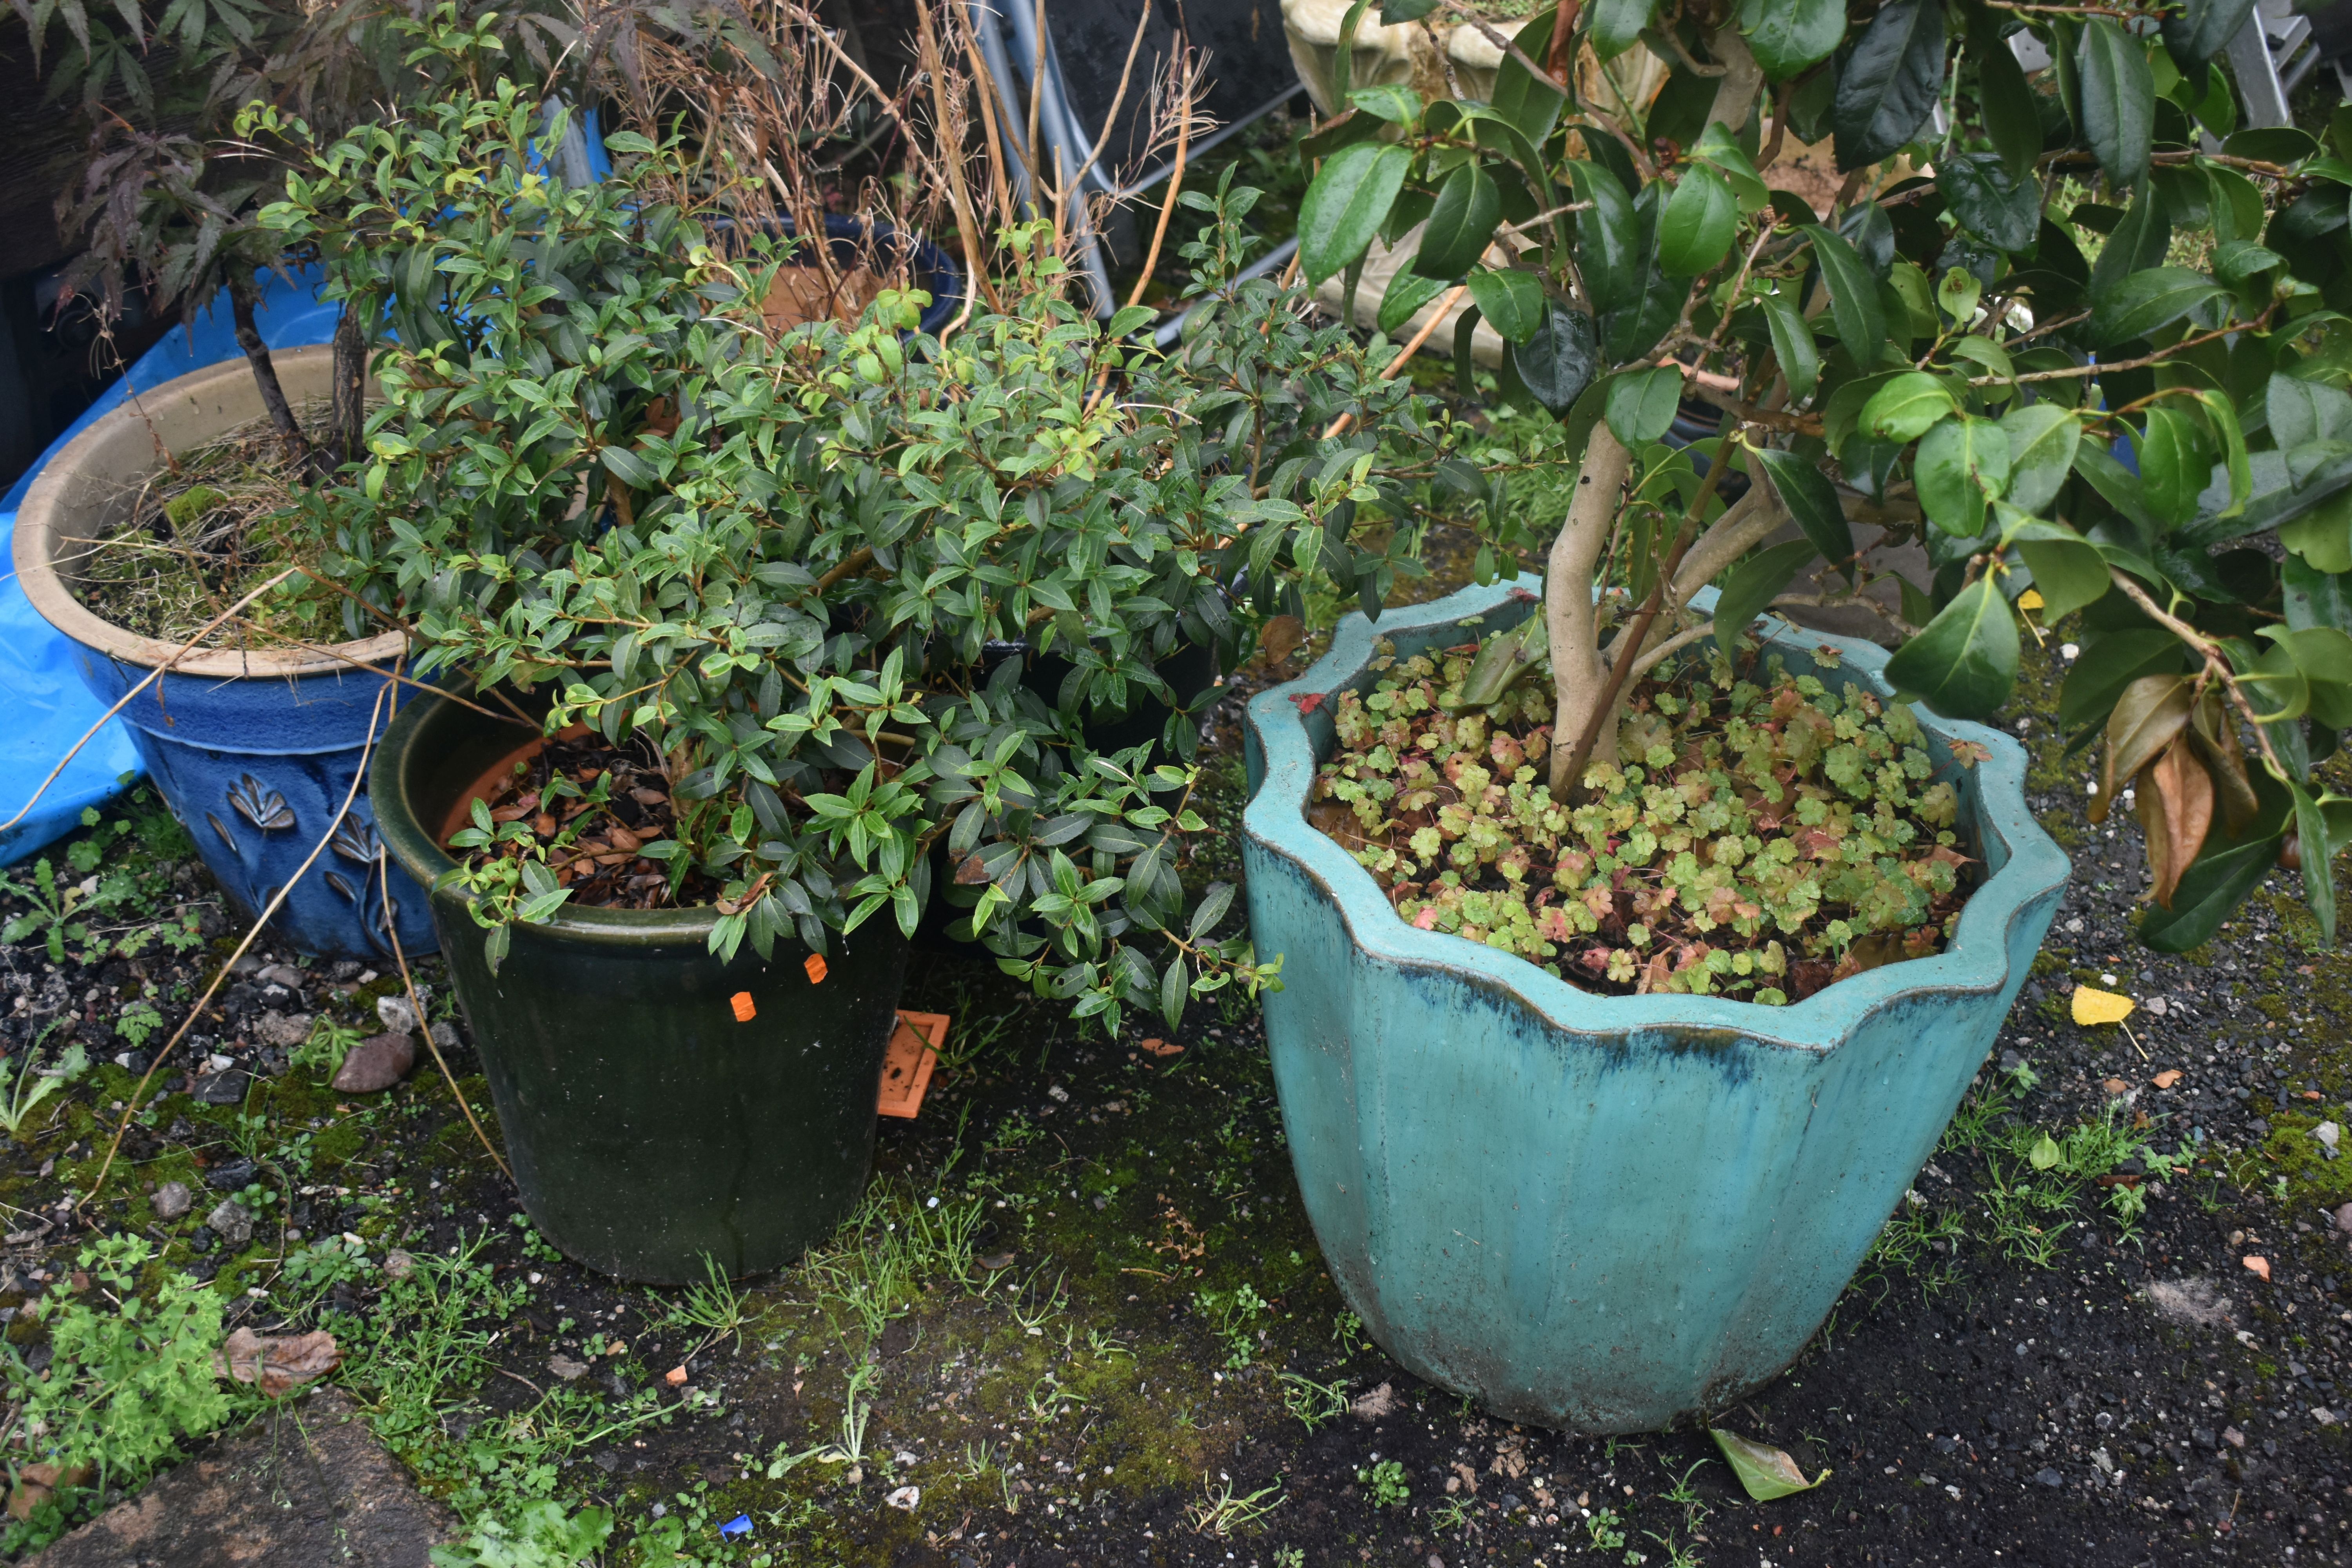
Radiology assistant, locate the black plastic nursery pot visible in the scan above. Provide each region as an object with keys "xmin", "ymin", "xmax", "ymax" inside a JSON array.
[{"xmin": 371, "ymin": 690, "xmax": 907, "ymax": 1284}]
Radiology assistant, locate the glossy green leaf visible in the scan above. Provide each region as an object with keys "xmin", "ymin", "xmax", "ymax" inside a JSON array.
[
  {"xmin": 1859, "ymin": 372, "xmax": 1957, "ymax": 445},
  {"xmin": 1916, "ymin": 416, "xmax": 2012, "ymax": 535},
  {"xmin": 2139, "ymin": 809, "xmax": 2289, "ymax": 951},
  {"xmin": 2089, "ymin": 267, "xmax": 2224, "ymax": 348},
  {"xmin": 1604, "ymin": 365, "xmax": 1684, "ymax": 447},
  {"xmin": 1466, "ymin": 268, "xmax": 1545, "ymax": 343},
  {"xmin": 1998, "ymin": 402, "xmax": 2083, "ymax": 512},
  {"xmin": 1738, "ymin": 0, "xmax": 1845, "ymax": 80},
  {"xmin": 1377, "ymin": 268, "xmax": 1453, "ymax": 336},
  {"xmin": 1658, "ymin": 166, "xmax": 1739, "ymax": 278},
  {"xmin": 2163, "ymin": 0, "xmax": 2258, "ymax": 70},
  {"xmin": 1758, "ymin": 291, "xmax": 1820, "ymax": 401},
  {"xmin": 1751, "ymin": 446, "xmax": 1854, "ymax": 577},
  {"xmin": 1511, "ymin": 307, "xmax": 1601, "ymax": 412},
  {"xmin": 2297, "ymin": 781, "xmax": 2338, "ymax": 946},
  {"xmin": 1831, "ymin": 0, "xmax": 1946, "ymax": 172},
  {"xmin": 1590, "ymin": 0, "xmax": 1655, "ymax": 60},
  {"xmin": 2078, "ymin": 18, "xmax": 2156, "ymax": 185},
  {"xmin": 2138, "ymin": 405, "xmax": 2212, "ymax": 525},
  {"xmin": 1565, "ymin": 160, "xmax": 1639, "ymax": 315},
  {"xmin": 1490, "ymin": 9, "xmax": 1566, "ymax": 146},
  {"xmin": 1938, "ymin": 151, "xmax": 2040, "ymax": 253},
  {"xmin": 1299, "ymin": 141, "xmax": 1411, "ymax": 285},
  {"xmin": 2285, "ymin": 551, "xmax": 2352, "ymax": 636},
  {"xmin": 1714, "ymin": 540, "xmax": 1820, "ymax": 659},
  {"xmin": 2013, "ymin": 530, "xmax": 2112, "ymax": 621},
  {"xmin": 2269, "ymin": 372, "xmax": 2352, "ymax": 451},
  {"xmin": 1800, "ymin": 225, "xmax": 1887, "ymax": 370},
  {"xmin": 1415, "ymin": 160, "xmax": 1503, "ymax": 278},
  {"xmin": 1973, "ymin": 15, "xmax": 2045, "ymax": 180},
  {"xmin": 1883, "ymin": 575, "xmax": 2020, "ymax": 719},
  {"xmin": 2086, "ymin": 180, "xmax": 2171, "ymax": 303},
  {"xmin": 1346, "ymin": 83, "xmax": 1424, "ymax": 124}
]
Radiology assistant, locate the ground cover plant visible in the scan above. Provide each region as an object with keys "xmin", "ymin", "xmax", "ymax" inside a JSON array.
[{"xmin": 1313, "ymin": 631, "xmax": 1971, "ymax": 999}]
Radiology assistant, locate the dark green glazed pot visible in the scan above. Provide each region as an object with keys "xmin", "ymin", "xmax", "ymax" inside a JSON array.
[{"xmin": 372, "ymin": 691, "xmax": 907, "ymax": 1284}]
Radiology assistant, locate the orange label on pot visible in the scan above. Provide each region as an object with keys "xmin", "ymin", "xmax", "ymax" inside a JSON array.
[
  {"xmin": 804, "ymin": 954, "xmax": 828, "ymax": 984},
  {"xmin": 729, "ymin": 992, "xmax": 756, "ymax": 1023}
]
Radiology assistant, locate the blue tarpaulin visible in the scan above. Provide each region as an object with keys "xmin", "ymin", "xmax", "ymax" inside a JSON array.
[{"xmin": 0, "ymin": 267, "xmax": 338, "ymax": 864}]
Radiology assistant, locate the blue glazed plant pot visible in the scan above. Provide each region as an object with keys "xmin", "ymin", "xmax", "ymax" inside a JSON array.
[
  {"xmin": 11, "ymin": 349, "xmax": 437, "ymax": 961},
  {"xmin": 1241, "ymin": 576, "xmax": 2069, "ymax": 1432}
]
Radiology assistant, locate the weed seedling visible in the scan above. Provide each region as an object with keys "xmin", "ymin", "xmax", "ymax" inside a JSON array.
[
  {"xmin": 0, "ymin": 1035, "xmax": 87, "ymax": 1141},
  {"xmin": 1188, "ymin": 1473, "xmax": 1283, "ymax": 1536},
  {"xmin": 1357, "ymin": 1458, "xmax": 1409, "ymax": 1509},
  {"xmin": 1278, "ymin": 1371, "xmax": 1349, "ymax": 1433},
  {"xmin": 293, "ymin": 1014, "xmax": 364, "ymax": 1083}
]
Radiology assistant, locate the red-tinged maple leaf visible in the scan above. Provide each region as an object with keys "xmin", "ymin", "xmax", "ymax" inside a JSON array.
[{"xmin": 1294, "ymin": 691, "xmax": 1328, "ymax": 716}]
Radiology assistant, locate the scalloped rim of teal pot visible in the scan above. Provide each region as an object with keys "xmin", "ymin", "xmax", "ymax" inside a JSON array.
[
  {"xmin": 1243, "ymin": 574, "xmax": 2072, "ymax": 1051},
  {"xmin": 373, "ymin": 688, "xmax": 729, "ymax": 950}
]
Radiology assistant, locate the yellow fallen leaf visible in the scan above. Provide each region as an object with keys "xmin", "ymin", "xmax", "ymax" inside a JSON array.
[
  {"xmin": 2018, "ymin": 588, "xmax": 2045, "ymax": 612},
  {"xmin": 2072, "ymin": 985, "xmax": 2136, "ymax": 1026}
]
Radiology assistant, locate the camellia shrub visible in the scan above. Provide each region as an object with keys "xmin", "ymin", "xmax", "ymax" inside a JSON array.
[{"xmin": 1298, "ymin": 0, "xmax": 2352, "ymax": 953}]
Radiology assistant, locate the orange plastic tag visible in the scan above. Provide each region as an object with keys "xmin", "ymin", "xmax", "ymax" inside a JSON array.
[
  {"xmin": 804, "ymin": 954, "xmax": 828, "ymax": 984},
  {"xmin": 877, "ymin": 1011, "xmax": 947, "ymax": 1120},
  {"xmin": 729, "ymin": 992, "xmax": 757, "ymax": 1023}
]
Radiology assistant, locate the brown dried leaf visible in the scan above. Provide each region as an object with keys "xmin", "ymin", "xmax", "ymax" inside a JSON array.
[
  {"xmin": 216, "ymin": 1327, "xmax": 341, "ymax": 1397},
  {"xmin": 2096, "ymin": 675, "xmax": 2194, "ymax": 825},
  {"xmin": 1258, "ymin": 615, "xmax": 1307, "ymax": 667},
  {"xmin": 2187, "ymin": 689, "xmax": 2260, "ymax": 831},
  {"xmin": 2136, "ymin": 737, "xmax": 2214, "ymax": 908},
  {"xmin": 954, "ymin": 854, "xmax": 991, "ymax": 885}
]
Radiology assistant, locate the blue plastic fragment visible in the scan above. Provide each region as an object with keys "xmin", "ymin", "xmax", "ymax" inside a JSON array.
[{"xmin": 718, "ymin": 1513, "xmax": 753, "ymax": 1540}]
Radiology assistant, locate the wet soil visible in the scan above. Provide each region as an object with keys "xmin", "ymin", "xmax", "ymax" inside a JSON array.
[{"xmin": 0, "ymin": 628, "xmax": 2350, "ymax": 1566}]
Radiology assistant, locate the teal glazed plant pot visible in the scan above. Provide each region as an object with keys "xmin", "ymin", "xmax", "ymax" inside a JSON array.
[
  {"xmin": 373, "ymin": 691, "xmax": 906, "ymax": 1284},
  {"xmin": 1240, "ymin": 576, "xmax": 2069, "ymax": 1432}
]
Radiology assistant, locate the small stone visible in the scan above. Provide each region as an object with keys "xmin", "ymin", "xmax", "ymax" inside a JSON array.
[
  {"xmin": 429, "ymin": 1020, "xmax": 459, "ymax": 1053},
  {"xmin": 383, "ymin": 1250, "xmax": 416, "ymax": 1282},
  {"xmin": 2192, "ymin": 1427, "xmax": 2217, "ymax": 1450},
  {"xmin": 151, "ymin": 1181, "xmax": 192, "ymax": 1220},
  {"xmin": 2223, "ymin": 1426, "xmax": 2246, "ymax": 1448},
  {"xmin": 664, "ymin": 1365, "xmax": 688, "ymax": 1387},
  {"xmin": 2034, "ymin": 1467, "xmax": 2062, "ymax": 1488},
  {"xmin": 206, "ymin": 1200, "xmax": 254, "ymax": 1249},
  {"xmin": 1046, "ymin": 1084, "xmax": 1069, "ymax": 1103},
  {"xmin": 884, "ymin": 1485, "xmax": 920, "ymax": 1512},
  {"xmin": 257, "ymin": 964, "xmax": 305, "ymax": 991},
  {"xmin": 332, "ymin": 1032, "xmax": 417, "ymax": 1093},
  {"xmin": 2244, "ymin": 1255, "xmax": 2272, "ymax": 1281},
  {"xmin": 2319, "ymin": 1122, "xmax": 2341, "ymax": 1151},
  {"xmin": 2333, "ymin": 1203, "xmax": 2352, "ymax": 1234},
  {"xmin": 548, "ymin": 1354, "xmax": 590, "ymax": 1381},
  {"xmin": 252, "ymin": 1011, "xmax": 312, "ymax": 1049},
  {"xmin": 376, "ymin": 995, "xmax": 420, "ymax": 1036},
  {"xmin": 2146, "ymin": 997, "xmax": 2169, "ymax": 1016},
  {"xmin": 191, "ymin": 1070, "xmax": 249, "ymax": 1106},
  {"xmin": 203, "ymin": 1157, "xmax": 258, "ymax": 1191}
]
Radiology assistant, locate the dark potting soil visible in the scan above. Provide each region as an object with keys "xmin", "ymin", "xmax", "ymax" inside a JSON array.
[
  {"xmin": 1, "ymin": 632, "xmax": 2350, "ymax": 1564},
  {"xmin": 455, "ymin": 731, "xmax": 720, "ymax": 911}
]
